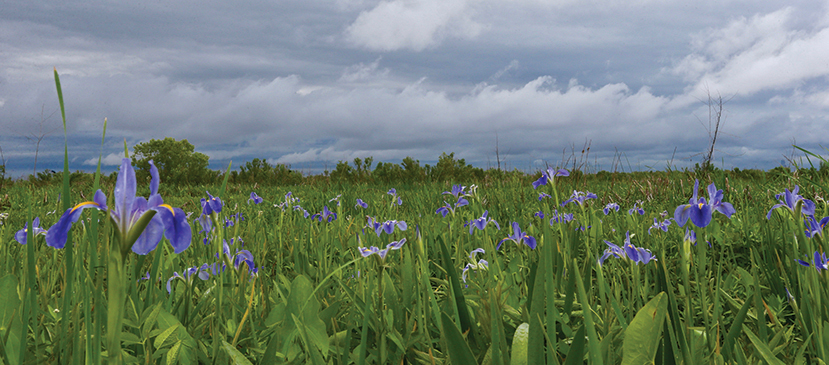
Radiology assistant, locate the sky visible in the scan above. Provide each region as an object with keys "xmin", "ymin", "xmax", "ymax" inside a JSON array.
[{"xmin": 2, "ymin": 0, "xmax": 829, "ymax": 178}]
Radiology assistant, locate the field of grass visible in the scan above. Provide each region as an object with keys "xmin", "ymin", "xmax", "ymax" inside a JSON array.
[{"xmin": 2, "ymin": 162, "xmax": 829, "ymax": 364}]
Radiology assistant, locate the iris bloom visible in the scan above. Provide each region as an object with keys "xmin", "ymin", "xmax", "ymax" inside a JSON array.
[
  {"xmin": 804, "ymin": 216, "xmax": 829, "ymax": 238},
  {"xmin": 359, "ymin": 238, "xmax": 406, "ymax": 259},
  {"xmin": 648, "ymin": 218, "xmax": 672, "ymax": 234},
  {"xmin": 674, "ymin": 180, "xmax": 735, "ymax": 228},
  {"xmin": 497, "ymin": 222, "xmax": 537, "ymax": 250},
  {"xmin": 562, "ymin": 190, "xmax": 598, "ymax": 207},
  {"xmin": 468, "ymin": 210, "xmax": 501, "ymax": 234},
  {"xmin": 388, "ymin": 188, "xmax": 403, "ymax": 206},
  {"xmin": 603, "ymin": 203, "xmax": 620, "ymax": 215},
  {"xmin": 599, "ymin": 231, "xmax": 656, "ymax": 265},
  {"xmin": 248, "ymin": 192, "xmax": 263, "ymax": 205},
  {"xmin": 549, "ymin": 210, "xmax": 574, "ymax": 225},
  {"xmin": 796, "ymin": 251, "xmax": 829, "ymax": 272},
  {"xmin": 538, "ymin": 193, "xmax": 551, "ymax": 201},
  {"xmin": 202, "ymin": 191, "xmax": 223, "ymax": 215},
  {"xmin": 435, "ymin": 198, "xmax": 468, "ymax": 217},
  {"xmin": 767, "ymin": 186, "xmax": 816, "ymax": 219},
  {"xmin": 532, "ymin": 168, "xmax": 569, "ymax": 189},
  {"xmin": 628, "ymin": 203, "xmax": 644, "ymax": 215},
  {"xmin": 462, "ymin": 248, "xmax": 488, "ymax": 283},
  {"xmin": 167, "ymin": 264, "xmax": 210, "ymax": 293},
  {"xmin": 312, "ymin": 206, "xmax": 337, "ymax": 222},
  {"xmin": 45, "ymin": 158, "xmax": 191, "ymax": 255},
  {"xmin": 443, "ymin": 184, "xmax": 467, "ymax": 198},
  {"xmin": 15, "ymin": 217, "xmax": 47, "ymax": 245},
  {"xmin": 355, "ymin": 199, "xmax": 368, "ymax": 209}
]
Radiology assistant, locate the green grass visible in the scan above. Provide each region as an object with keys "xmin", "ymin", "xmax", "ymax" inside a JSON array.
[{"xmin": 1, "ymin": 168, "xmax": 828, "ymax": 364}]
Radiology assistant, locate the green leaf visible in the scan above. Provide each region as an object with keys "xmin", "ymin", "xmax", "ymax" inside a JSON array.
[
  {"xmin": 154, "ymin": 324, "xmax": 180, "ymax": 349},
  {"xmin": 743, "ymin": 326, "xmax": 785, "ymax": 365},
  {"xmin": 622, "ymin": 292, "xmax": 668, "ymax": 365},
  {"xmin": 167, "ymin": 340, "xmax": 182, "ymax": 365},
  {"xmin": 563, "ymin": 324, "xmax": 585, "ymax": 365},
  {"xmin": 0, "ymin": 275, "xmax": 22, "ymax": 365},
  {"xmin": 222, "ymin": 340, "xmax": 255, "ymax": 365},
  {"xmin": 440, "ymin": 312, "xmax": 478, "ymax": 365},
  {"xmin": 510, "ymin": 322, "xmax": 529, "ymax": 365}
]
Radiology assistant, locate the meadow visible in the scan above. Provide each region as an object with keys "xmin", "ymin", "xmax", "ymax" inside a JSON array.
[{"xmin": 1, "ymin": 73, "xmax": 829, "ymax": 364}]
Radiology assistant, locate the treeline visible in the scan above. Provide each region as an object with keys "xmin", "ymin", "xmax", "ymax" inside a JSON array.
[{"xmin": 5, "ymin": 137, "xmax": 829, "ymax": 189}]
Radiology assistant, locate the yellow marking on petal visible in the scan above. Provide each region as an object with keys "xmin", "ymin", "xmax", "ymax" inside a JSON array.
[
  {"xmin": 70, "ymin": 201, "xmax": 100, "ymax": 213},
  {"xmin": 159, "ymin": 204, "xmax": 175, "ymax": 215},
  {"xmin": 698, "ymin": 203, "xmax": 704, "ymax": 209}
]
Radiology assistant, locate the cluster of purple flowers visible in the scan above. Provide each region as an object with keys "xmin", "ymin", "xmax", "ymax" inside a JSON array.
[{"xmin": 599, "ymin": 232, "xmax": 656, "ymax": 266}]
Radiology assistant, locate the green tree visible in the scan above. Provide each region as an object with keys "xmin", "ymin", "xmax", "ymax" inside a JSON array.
[{"xmin": 132, "ymin": 137, "xmax": 210, "ymax": 186}]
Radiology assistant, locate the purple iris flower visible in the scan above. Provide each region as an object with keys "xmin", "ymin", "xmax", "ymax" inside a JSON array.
[
  {"xmin": 532, "ymin": 168, "xmax": 569, "ymax": 189},
  {"xmin": 15, "ymin": 217, "xmax": 47, "ymax": 245},
  {"xmin": 468, "ymin": 210, "xmax": 501, "ymax": 234},
  {"xmin": 603, "ymin": 203, "xmax": 620, "ymax": 215},
  {"xmin": 549, "ymin": 210, "xmax": 574, "ymax": 225},
  {"xmin": 435, "ymin": 198, "xmax": 469, "ymax": 217},
  {"xmin": 355, "ymin": 199, "xmax": 368, "ymax": 209},
  {"xmin": 312, "ymin": 206, "xmax": 337, "ymax": 222},
  {"xmin": 166, "ymin": 265, "xmax": 210, "ymax": 294},
  {"xmin": 674, "ymin": 180, "xmax": 735, "ymax": 228},
  {"xmin": 767, "ymin": 186, "xmax": 816, "ymax": 219},
  {"xmin": 443, "ymin": 184, "xmax": 467, "ymax": 198},
  {"xmin": 534, "ymin": 211, "xmax": 545, "ymax": 219},
  {"xmin": 388, "ymin": 188, "xmax": 403, "ymax": 206},
  {"xmin": 359, "ymin": 238, "xmax": 407, "ymax": 259},
  {"xmin": 248, "ymin": 192, "xmax": 263, "ymax": 205},
  {"xmin": 202, "ymin": 191, "xmax": 223, "ymax": 215},
  {"xmin": 648, "ymin": 218, "xmax": 672, "ymax": 234},
  {"xmin": 562, "ymin": 190, "xmax": 598, "ymax": 207},
  {"xmin": 379, "ymin": 220, "xmax": 407, "ymax": 236},
  {"xmin": 804, "ymin": 216, "xmax": 829, "ymax": 238},
  {"xmin": 538, "ymin": 193, "xmax": 552, "ymax": 201},
  {"xmin": 45, "ymin": 158, "xmax": 191, "ymax": 255},
  {"xmin": 293, "ymin": 205, "xmax": 310, "ymax": 218},
  {"xmin": 628, "ymin": 203, "xmax": 644, "ymax": 215},
  {"xmin": 796, "ymin": 251, "xmax": 829, "ymax": 272},
  {"xmin": 599, "ymin": 231, "xmax": 656, "ymax": 265},
  {"xmin": 497, "ymin": 222, "xmax": 537, "ymax": 250}
]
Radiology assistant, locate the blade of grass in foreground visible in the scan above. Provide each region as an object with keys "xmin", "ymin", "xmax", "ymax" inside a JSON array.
[{"xmin": 55, "ymin": 68, "xmax": 75, "ymax": 364}]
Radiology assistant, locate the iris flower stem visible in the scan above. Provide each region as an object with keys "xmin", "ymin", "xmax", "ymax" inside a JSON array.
[
  {"xmin": 680, "ymin": 238, "xmax": 693, "ymax": 339},
  {"xmin": 232, "ymin": 275, "xmax": 256, "ymax": 347},
  {"xmin": 106, "ymin": 241, "xmax": 126, "ymax": 364},
  {"xmin": 212, "ymin": 211, "xmax": 225, "ymax": 361}
]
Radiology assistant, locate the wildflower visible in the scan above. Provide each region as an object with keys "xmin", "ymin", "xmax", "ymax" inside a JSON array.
[
  {"xmin": 225, "ymin": 212, "xmax": 244, "ymax": 227},
  {"xmin": 796, "ymin": 251, "xmax": 829, "ymax": 272},
  {"xmin": 532, "ymin": 168, "xmax": 569, "ymax": 189},
  {"xmin": 497, "ymin": 222, "xmax": 537, "ymax": 250},
  {"xmin": 359, "ymin": 238, "xmax": 407, "ymax": 259},
  {"xmin": 443, "ymin": 184, "xmax": 467, "ymax": 198},
  {"xmin": 329, "ymin": 194, "xmax": 342, "ymax": 206},
  {"xmin": 388, "ymin": 188, "xmax": 403, "ymax": 206},
  {"xmin": 355, "ymin": 199, "xmax": 368, "ymax": 209},
  {"xmin": 45, "ymin": 158, "xmax": 191, "ymax": 255},
  {"xmin": 15, "ymin": 217, "xmax": 47, "ymax": 245},
  {"xmin": 674, "ymin": 180, "xmax": 735, "ymax": 228},
  {"xmin": 603, "ymin": 203, "xmax": 620, "ymax": 215},
  {"xmin": 201, "ymin": 191, "xmax": 223, "ymax": 215},
  {"xmin": 562, "ymin": 190, "xmax": 598, "ymax": 207},
  {"xmin": 767, "ymin": 186, "xmax": 816, "ymax": 219},
  {"xmin": 468, "ymin": 210, "xmax": 501, "ymax": 234},
  {"xmin": 311, "ymin": 206, "xmax": 337, "ymax": 222},
  {"xmin": 534, "ymin": 211, "xmax": 545, "ymax": 219},
  {"xmin": 435, "ymin": 198, "xmax": 468, "ymax": 217},
  {"xmin": 549, "ymin": 210, "xmax": 574, "ymax": 224},
  {"xmin": 628, "ymin": 203, "xmax": 644, "ymax": 215},
  {"xmin": 462, "ymin": 248, "xmax": 488, "ymax": 283},
  {"xmin": 599, "ymin": 231, "xmax": 656, "ymax": 265},
  {"xmin": 248, "ymin": 192, "xmax": 263, "ymax": 205},
  {"xmin": 805, "ymin": 216, "xmax": 829, "ymax": 238},
  {"xmin": 538, "ymin": 193, "xmax": 551, "ymax": 201},
  {"xmin": 167, "ymin": 265, "xmax": 210, "ymax": 293},
  {"xmin": 648, "ymin": 218, "xmax": 672, "ymax": 234},
  {"xmin": 379, "ymin": 220, "xmax": 407, "ymax": 236},
  {"xmin": 293, "ymin": 205, "xmax": 310, "ymax": 218}
]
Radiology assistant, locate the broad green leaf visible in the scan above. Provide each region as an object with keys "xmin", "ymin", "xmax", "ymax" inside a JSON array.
[
  {"xmin": 510, "ymin": 322, "xmax": 529, "ymax": 365},
  {"xmin": 743, "ymin": 326, "xmax": 785, "ymax": 365},
  {"xmin": 222, "ymin": 340, "xmax": 255, "ymax": 365},
  {"xmin": 622, "ymin": 292, "xmax": 668, "ymax": 365},
  {"xmin": 0, "ymin": 275, "xmax": 22, "ymax": 365},
  {"xmin": 440, "ymin": 312, "xmax": 477, "ymax": 365}
]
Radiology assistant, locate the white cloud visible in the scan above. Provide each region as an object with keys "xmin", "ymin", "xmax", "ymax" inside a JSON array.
[
  {"xmin": 672, "ymin": 6, "xmax": 829, "ymax": 104},
  {"xmin": 83, "ymin": 152, "xmax": 126, "ymax": 166},
  {"xmin": 344, "ymin": 0, "xmax": 483, "ymax": 51}
]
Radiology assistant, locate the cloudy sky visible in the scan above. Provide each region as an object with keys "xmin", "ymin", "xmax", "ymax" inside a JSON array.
[{"xmin": 2, "ymin": 0, "xmax": 828, "ymax": 178}]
